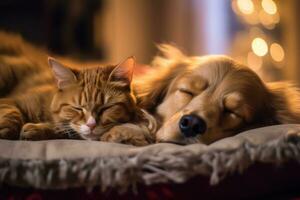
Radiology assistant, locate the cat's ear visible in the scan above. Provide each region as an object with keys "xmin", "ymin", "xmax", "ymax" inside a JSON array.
[
  {"xmin": 48, "ymin": 57, "xmax": 77, "ymax": 89},
  {"xmin": 109, "ymin": 56, "xmax": 135, "ymax": 85}
]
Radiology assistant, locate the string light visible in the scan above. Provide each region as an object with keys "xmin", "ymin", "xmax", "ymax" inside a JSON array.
[
  {"xmin": 237, "ymin": 0, "xmax": 254, "ymax": 15},
  {"xmin": 259, "ymin": 10, "xmax": 276, "ymax": 29},
  {"xmin": 270, "ymin": 43, "xmax": 285, "ymax": 62},
  {"xmin": 251, "ymin": 38, "xmax": 268, "ymax": 57},
  {"xmin": 232, "ymin": 0, "xmax": 285, "ymax": 78},
  {"xmin": 261, "ymin": 0, "xmax": 277, "ymax": 15}
]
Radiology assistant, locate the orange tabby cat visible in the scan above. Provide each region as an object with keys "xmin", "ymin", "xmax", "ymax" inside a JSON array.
[{"xmin": 0, "ymin": 32, "xmax": 155, "ymax": 145}]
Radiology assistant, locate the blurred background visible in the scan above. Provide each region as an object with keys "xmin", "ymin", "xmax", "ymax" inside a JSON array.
[{"xmin": 0, "ymin": 0, "xmax": 299, "ymax": 83}]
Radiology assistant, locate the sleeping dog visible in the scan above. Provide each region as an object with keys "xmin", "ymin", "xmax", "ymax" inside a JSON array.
[{"xmin": 135, "ymin": 45, "xmax": 300, "ymax": 144}]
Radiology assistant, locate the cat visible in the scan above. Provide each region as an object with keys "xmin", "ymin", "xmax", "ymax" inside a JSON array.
[{"xmin": 0, "ymin": 31, "xmax": 156, "ymax": 145}]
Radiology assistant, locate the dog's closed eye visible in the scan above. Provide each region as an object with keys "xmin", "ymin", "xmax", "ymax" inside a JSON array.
[
  {"xmin": 223, "ymin": 107, "xmax": 241, "ymax": 118},
  {"xmin": 223, "ymin": 93, "xmax": 246, "ymax": 119},
  {"xmin": 178, "ymin": 88, "xmax": 194, "ymax": 97},
  {"xmin": 222, "ymin": 106, "xmax": 245, "ymax": 131}
]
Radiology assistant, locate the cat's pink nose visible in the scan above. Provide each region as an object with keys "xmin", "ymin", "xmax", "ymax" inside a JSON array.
[{"xmin": 86, "ymin": 117, "xmax": 96, "ymax": 130}]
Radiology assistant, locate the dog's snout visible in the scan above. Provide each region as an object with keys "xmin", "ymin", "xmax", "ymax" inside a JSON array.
[{"xmin": 179, "ymin": 114, "xmax": 206, "ymax": 137}]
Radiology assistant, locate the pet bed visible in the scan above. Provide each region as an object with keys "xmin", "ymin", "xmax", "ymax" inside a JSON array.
[{"xmin": 1, "ymin": 124, "xmax": 300, "ymax": 199}]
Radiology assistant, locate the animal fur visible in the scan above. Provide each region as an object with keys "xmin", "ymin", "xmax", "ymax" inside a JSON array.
[
  {"xmin": 0, "ymin": 31, "xmax": 155, "ymax": 146},
  {"xmin": 134, "ymin": 44, "xmax": 300, "ymax": 144}
]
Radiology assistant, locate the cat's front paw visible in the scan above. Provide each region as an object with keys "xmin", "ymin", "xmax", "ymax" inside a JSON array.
[
  {"xmin": 0, "ymin": 127, "xmax": 19, "ymax": 140},
  {"xmin": 0, "ymin": 120, "xmax": 21, "ymax": 140},
  {"xmin": 20, "ymin": 123, "xmax": 54, "ymax": 140},
  {"xmin": 100, "ymin": 124, "xmax": 150, "ymax": 146}
]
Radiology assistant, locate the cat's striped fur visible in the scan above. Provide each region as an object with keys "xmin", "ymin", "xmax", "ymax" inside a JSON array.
[{"xmin": 0, "ymin": 32, "xmax": 155, "ymax": 145}]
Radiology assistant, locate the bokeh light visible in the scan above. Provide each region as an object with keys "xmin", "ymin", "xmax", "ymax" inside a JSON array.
[
  {"xmin": 270, "ymin": 43, "xmax": 285, "ymax": 62},
  {"xmin": 237, "ymin": 0, "xmax": 254, "ymax": 15},
  {"xmin": 259, "ymin": 10, "xmax": 275, "ymax": 29},
  {"xmin": 251, "ymin": 37, "xmax": 268, "ymax": 57},
  {"xmin": 261, "ymin": 0, "xmax": 277, "ymax": 15},
  {"xmin": 273, "ymin": 12, "xmax": 280, "ymax": 23},
  {"xmin": 247, "ymin": 51, "xmax": 263, "ymax": 71}
]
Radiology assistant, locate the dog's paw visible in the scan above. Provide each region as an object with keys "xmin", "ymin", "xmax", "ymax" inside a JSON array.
[{"xmin": 101, "ymin": 124, "xmax": 150, "ymax": 146}]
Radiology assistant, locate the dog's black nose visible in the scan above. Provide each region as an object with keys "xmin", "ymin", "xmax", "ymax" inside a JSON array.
[{"xmin": 179, "ymin": 114, "xmax": 206, "ymax": 137}]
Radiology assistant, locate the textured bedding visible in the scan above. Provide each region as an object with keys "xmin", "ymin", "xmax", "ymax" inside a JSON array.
[{"xmin": 0, "ymin": 124, "xmax": 300, "ymax": 193}]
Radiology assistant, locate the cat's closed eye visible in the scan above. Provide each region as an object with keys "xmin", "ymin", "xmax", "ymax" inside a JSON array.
[
  {"xmin": 72, "ymin": 106, "xmax": 84, "ymax": 112},
  {"xmin": 100, "ymin": 104, "xmax": 130, "ymax": 125},
  {"xmin": 59, "ymin": 105, "xmax": 84, "ymax": 119}
]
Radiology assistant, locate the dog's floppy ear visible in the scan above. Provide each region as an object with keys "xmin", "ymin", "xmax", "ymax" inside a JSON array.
[
  {"xmin": 267, "ymin": 82, "xmax": 300, "ymax": 123},
  {"xmin": 134, "ymin": 44, "xmax": 186, "ymax": 111},
  {"xmin": 134, "ymin": 65, "xmax": 182, "ymax": 111}
]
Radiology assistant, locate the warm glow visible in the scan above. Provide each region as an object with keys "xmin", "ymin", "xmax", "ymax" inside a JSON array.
[
  {"xmin": 244, "ymin": 14, "xmax": 260, "ymax": 25},
  {"xmin": 273, "ymin": 12, "xmax": 280, "ymax": 23},
  {"xmin": 237, "ymin": 0, "xmax": 254, "ymax": 15},
  {"xmin": 270, "ymin": 43, "xmax": 285, "ymax": 62},
  {"xmin": 247, "ymin": 52, "xmax": 263, "ymax": 71},
  {"xmin": 251, "ymin": 38, "xmax": 268, "ymax": 57},
  {"xmin": 259, "ymin": 10, "xmax": 275, "ymax": 29},
  {"xmin": 249, "ymin": 27, "xmax": 264, "ymax": 37},
  {"xmin": 261, "ymin": 0, "xmax": 277, "ymax": 15}
]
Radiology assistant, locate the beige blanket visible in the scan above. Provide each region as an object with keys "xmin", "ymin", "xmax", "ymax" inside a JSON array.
[{"xmin": 0, "ymin": 124, "xmax": 300, "ymax": 191}]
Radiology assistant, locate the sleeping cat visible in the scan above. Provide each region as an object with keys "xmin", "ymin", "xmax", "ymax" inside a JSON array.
[
  {"xmin": 0, "ymin": 57, "xmax": 154, "ymax": 145},
  {"xmin": 0, "ymin": 32, "xmax": 155, "ymax": 145}
]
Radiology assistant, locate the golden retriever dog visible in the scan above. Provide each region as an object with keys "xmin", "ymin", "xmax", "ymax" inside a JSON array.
[{"xmin": 135, "ymin": 45, "xmax": 300, "ymax": 145}]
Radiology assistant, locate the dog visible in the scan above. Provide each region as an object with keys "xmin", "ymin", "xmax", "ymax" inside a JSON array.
[{"xmin": 134, "ymin": 44, "xmax": 300, "ymax": 145}]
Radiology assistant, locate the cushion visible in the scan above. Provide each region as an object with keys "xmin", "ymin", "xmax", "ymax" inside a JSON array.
[{"xmin": 0, "ymin": 124, "xmax": 300, "ymax": 192}]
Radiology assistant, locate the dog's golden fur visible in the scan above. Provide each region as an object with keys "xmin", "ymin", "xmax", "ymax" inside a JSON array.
[{"xmin": 135, "ymin": 45, "xmax": 300, "ymax": 144}]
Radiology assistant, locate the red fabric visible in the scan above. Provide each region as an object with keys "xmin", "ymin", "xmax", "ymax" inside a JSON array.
[{"xmin": 1, "ymin": 161, "xmax": 300, "ymax": 200}]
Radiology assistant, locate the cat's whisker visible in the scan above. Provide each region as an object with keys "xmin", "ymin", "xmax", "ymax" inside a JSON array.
[{"xmin": 52, "ymin": 122, "xmax": 81, "ymax": 139}]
